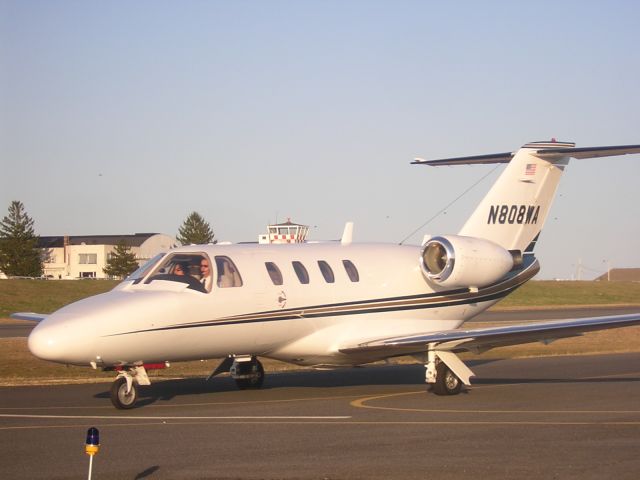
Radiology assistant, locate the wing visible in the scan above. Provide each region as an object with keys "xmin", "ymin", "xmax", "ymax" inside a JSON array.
[
  {"xmin": 10, "ymin": 312, "xmax": 49, "ymax": 322},
  {"xmin": 339, "ymin": 313, "xmax": 640, "ymax": 356}
]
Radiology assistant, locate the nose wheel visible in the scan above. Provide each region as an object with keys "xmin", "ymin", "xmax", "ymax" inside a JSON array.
[
  {"xmin": 109, "ymin": 366, "xmax": 151, "ymax": 409},
  {"xmin": 110, "ymin": 376, "xmax": 138, "ymax": 409}
]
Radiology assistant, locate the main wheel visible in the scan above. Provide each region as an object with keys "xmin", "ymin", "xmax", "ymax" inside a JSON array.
[
  {"xmin": 234, "ymin": 359, "xmax": 265, "ymax": 390},
  {"xmin": 431, "ymin": 362, "xmax": 462, "ymax": 396},
  {"xmin": 110, "ymin": 376, "xmax": 138, "ymax": 409}
]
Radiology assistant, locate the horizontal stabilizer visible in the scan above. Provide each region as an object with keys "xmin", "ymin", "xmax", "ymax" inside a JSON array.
[
  {"xmin": 536, "ymin": 144, "xmax": 640, "ymax": 160},
  {"xmin": 413, "ymin": 143, "xmax": 640, "ymax": 166},
  {"xmin": 412, "ymin": 151, "xmax": 513, "ymax": 166},
  {"xmin": 10, "ymin": 312, "xmax": 48, "ymax": 323}
]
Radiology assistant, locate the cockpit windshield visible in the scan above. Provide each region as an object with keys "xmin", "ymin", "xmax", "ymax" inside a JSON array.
[
  {"xmin": 126, "ymin": 253, "xmax": 166, "ymax": 284},
  {"xmin": 143, "ymin": 252, "xmax": 212, "ymax": 293}
]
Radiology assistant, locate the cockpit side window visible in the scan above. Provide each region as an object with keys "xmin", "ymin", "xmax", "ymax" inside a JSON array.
[{"xmin": 215, "ymin": 256, "xmax": 243, "ymax": 288}]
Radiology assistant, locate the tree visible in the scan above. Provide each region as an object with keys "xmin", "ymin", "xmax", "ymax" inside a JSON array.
[
  {"xmin": 103, "ymin": 240, "xmax": 140, "ymax": 279},
  {"xmin": 0, "ymin": 200, "xmax": 43, "ymax": 277},
  {"xmin": 176, "ymin": 211, "xmax": 216, "ymax": 245}
]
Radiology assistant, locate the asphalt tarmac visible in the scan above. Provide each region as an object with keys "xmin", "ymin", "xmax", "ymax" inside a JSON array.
[{"xmin": 1, "ymin": 353, "xmax": 639, "ymax": 479}]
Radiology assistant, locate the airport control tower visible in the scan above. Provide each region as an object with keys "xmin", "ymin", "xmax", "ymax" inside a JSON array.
[{"xmin": 258, "ymin": 219, "xmax": 309, "ymax": 244}]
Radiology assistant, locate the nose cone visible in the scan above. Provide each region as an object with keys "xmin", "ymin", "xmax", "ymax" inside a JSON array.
[
  {"xmin": 28, "ymin": 322, "xmax": 63, "ymax": 362},
  {"xmin": 28, "ymin": 316, "xmax": 97, "ymax": 365}
]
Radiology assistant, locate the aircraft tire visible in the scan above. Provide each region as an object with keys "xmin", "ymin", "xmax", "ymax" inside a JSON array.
[
  {"xmin": 110, "ymin": 377, "xmax": 138, "ymax": 409},
  {"xmin": 235, "ymin": 359, "xmax": 265, "ymax": 390},
  {"xmin": 431, "ymin": 363, "xmax": 462, "ymax": 396}
]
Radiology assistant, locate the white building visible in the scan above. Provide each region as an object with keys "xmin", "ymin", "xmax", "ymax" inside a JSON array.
[{"xmin": 39, "ymin": 233, "xmax": 176, "ymax": 279}]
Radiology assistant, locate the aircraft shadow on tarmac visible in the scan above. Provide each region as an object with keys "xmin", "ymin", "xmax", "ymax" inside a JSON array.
[{"xmin": 93, "ymin": 360, "xmax": 640, "ymax": 408}]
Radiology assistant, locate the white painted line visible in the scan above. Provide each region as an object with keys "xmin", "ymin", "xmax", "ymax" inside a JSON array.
[{"xmin": 0, "ymin": 414, "xmax": 351, "ymax": 420}]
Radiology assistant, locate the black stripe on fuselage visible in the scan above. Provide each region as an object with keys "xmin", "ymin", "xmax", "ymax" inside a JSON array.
[{"xmin": 105, "ymin": 260, "xmax": 539, "ymax": 337}]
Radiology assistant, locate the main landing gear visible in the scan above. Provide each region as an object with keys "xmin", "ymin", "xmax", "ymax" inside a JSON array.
[
  {"xmin": 424, "ymin": 343, "xmax": 474, "ymax": 396},
  {"xmin": 230, "ymin": 357, "xmax": 265, "ymax": 389},
  {"xmin": 207, "ymin": 355, "xmax": 265, "ymax": 390},
  {"xmin": 430, "ymin": 362, "xmax": 462, "ymax": 395}
]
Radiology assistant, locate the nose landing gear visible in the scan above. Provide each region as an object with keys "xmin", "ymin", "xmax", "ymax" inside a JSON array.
[
  {"xmin": 109, "ymin": 366, "xmax": 151, "ymax": 409},
  {"xmin": 110, "ymin": 376, "xmax": 137, "ymax": 409}
]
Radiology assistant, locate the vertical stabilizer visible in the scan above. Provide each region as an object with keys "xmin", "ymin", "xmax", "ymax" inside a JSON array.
[{"xmin": 458, "ymin": 141, "xmax": 573, "ymax": 251}]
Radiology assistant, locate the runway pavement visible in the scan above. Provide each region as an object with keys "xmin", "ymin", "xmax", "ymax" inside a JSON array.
[{"xmin": 1, "ymin": 353, "xmax": 639, "ymax": 479}]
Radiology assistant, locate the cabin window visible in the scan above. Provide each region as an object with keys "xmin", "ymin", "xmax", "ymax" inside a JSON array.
[
  {"xmin": 317, "ymin": 260, "xmax": 335, "ymax": 283},
  {"xmin": 215, "ymin": 256, "xmax": 243, "ymax": 288},
  {"xmin": 292, "ymin": 261, "xmax": 310, "ymax": 284},
  {"xmin": 265, "ymin": 262, "xmax": 283, "ymax": 285},
  {"xmin": 342, "ymin": 259, "xmax": 359, "ymax": 282}
]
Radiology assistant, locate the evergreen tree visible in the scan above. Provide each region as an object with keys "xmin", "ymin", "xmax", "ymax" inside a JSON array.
[
  {"xmin": 176, "ymin": 211, "xmax": 216, "ymax": 245},
  {"xmin": 103, "ymin": 240, "xmax": 140, "ymax": 279},
  {"xmin": 0, "ymin": 200, "xmax": 43, "ymax": 277}
]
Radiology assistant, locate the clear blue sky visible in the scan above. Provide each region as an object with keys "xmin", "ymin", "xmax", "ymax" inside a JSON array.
[{"xmin": 1, "ymin": 0, "xmax": 639, "ymax": 279}]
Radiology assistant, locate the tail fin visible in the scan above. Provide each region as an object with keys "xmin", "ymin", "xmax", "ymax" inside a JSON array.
[
  {"xmin": 459, "ymin": 141, "xmax": 571, "ymax": 251},
  {"xmin": 413, "ymin": 141, "xmax": 640, "ymax": 252}
]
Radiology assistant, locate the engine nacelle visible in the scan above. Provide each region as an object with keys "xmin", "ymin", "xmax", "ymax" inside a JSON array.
[{"xmin": 420, "ymin": 235, "xmax": 518, "ymax": 288}]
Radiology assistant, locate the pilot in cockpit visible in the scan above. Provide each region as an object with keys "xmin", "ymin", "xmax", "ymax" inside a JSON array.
[
  {"xmin": 199, "ymin": 258, "xmax": 212, "ymax": 292},
  {"xmin": 172, "ymin": 262, "xmax": 189, "ymax": 276}
]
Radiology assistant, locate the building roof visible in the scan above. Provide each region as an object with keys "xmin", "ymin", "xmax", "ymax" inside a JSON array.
[
  {"xmin": 595, "ymin": 268, "xmax": 640, "ymax": 281},
  {"xmin": 38, "ymin": 233, "xmax": 161, "ymax": 249},
  {"xmin": 271, "ymin": 219, "xmax": 308, "ymax": 227}
]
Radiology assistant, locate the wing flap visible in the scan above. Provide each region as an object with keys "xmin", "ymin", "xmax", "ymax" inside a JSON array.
[{"xmin": 339, "ymin": 313, "xmax": 640, "ymax": 356}]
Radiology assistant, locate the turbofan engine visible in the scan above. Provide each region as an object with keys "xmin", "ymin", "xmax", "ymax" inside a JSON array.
[{"xmin": 420, "ymin": 235, "xmax": 521, "ymax": 288}]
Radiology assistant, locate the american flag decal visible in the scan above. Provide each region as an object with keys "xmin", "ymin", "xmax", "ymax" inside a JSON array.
[{"xmin": 525, "ymin": 163, "xmax": 537, "ymax": 175}]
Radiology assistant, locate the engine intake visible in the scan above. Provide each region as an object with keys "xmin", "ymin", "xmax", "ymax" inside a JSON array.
[{"xmin": 420, "ymin": 235, "xmax": 519, "ymax": 288}]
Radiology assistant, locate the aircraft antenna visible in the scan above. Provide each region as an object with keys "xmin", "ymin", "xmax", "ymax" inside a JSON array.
[{"xmin": 398, "ymin": 164, "xmax": 501, "ymax": 245}]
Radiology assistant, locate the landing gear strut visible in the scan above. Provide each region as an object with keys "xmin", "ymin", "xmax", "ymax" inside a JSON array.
[{"xmin": 230, "ymin": 356, "xmax": 265, "ymax": 390}]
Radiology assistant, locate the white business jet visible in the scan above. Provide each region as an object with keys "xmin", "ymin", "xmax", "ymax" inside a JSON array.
[{"xmin": 13, "ymin": 140, "xmax": 640, "ymax": 409}]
